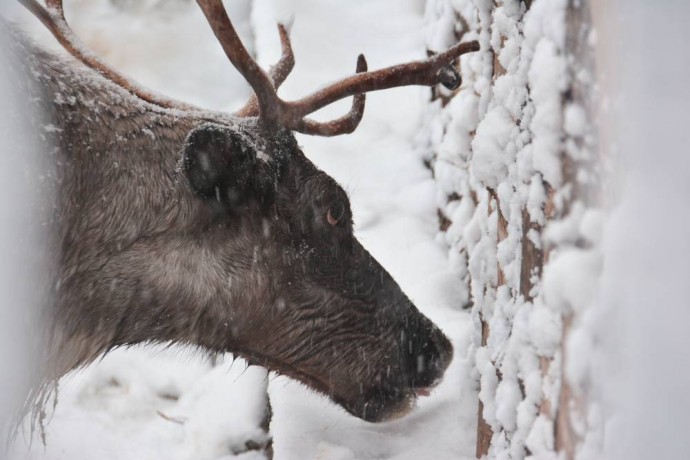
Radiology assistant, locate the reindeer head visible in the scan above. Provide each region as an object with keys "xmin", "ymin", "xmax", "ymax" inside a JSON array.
[
  {"xmin": 21, "ymin": 0, "xmax": 478, "ymax": 422},
  {"xmin": 177, "ymin": 119, "xmax": 457, "ymax": 420}
]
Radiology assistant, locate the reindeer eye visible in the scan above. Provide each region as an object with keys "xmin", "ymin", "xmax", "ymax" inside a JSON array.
[{"xmin": 326, "ymin": 201, "xmax": 345, "ymax": 227}]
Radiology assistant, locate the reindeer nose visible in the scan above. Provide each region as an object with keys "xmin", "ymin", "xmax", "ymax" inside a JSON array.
[{"xmin": 405, "ymin": 319, "xmax": 454, "ymax": 391}]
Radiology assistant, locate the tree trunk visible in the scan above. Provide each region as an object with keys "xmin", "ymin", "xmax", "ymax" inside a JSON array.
[{"xmin": 423, "ymin": 0, "xmax": 598, "ymax": 457}]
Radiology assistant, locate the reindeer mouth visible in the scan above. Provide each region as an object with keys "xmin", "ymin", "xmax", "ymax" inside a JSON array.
[
  {"xmin": 361, "ymin": 378, "xmax": 446, "ymax": 422},
  {"xmin": 229, "ymin": 308, "xmax": 453, "ymax": 423},
  {"xmin": 228, "ymin": 347, "xmax": 439, "ymax": 423},
  {"xmin": 354, "ymin": 379, "xmax": 444, "ymax": 422},
  {"xmin": 415, "ymin": 387, "xmax": 432, "ymax": 397},
  {"xmin": 413, "ymin": 374, "xmax": 446, "ymax": 398}
]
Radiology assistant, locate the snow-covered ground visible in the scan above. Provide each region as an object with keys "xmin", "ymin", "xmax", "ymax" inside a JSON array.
[{"xmin": 3, "ymin": 1, "xmax": 478, "ymax": 459}]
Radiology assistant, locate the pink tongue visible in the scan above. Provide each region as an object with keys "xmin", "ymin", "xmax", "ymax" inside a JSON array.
[{"xmin": 416, "ymin": 388, "xmax": 431, "ymax": 397}]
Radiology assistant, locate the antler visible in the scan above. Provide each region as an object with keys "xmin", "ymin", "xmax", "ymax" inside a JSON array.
[
  {"xmin": 18, "ymin": 0, "xmax": 198, "ymax": 110},
  {"xmin": 196, "ymin": 0, "xmax": 479, "ymax": 136},
  {"xmin": 20, "ymin": 0, "xmax": 479, "ymax": 136},
  {"xmin": 235, "ymin": 24, "xmax": 294, "ymax": 118}
]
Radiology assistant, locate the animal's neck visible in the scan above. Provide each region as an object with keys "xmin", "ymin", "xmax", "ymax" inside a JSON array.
[
  {"xmin": 24, "ymin": 37, "xmax": 216, "ymax": 374},
  {"xmin": 18, "ymin": 27, "xmax": 272, "ymax": 382}
]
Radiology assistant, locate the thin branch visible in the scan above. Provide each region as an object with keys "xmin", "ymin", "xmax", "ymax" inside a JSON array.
[{"xmin": 156, "ymin": 410, "xmax": 186, "ymax": 425}]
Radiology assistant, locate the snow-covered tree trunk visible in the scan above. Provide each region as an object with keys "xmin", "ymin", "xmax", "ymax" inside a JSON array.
[{"xmin": 420, "ymin": 0, "xmax": 598, "ymax": 457}]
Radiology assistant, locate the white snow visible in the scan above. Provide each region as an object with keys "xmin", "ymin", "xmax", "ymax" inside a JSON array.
[
  {"xmin": 528, "ymin": 300, "xmax": 562, "ymax": 358},
  {"xmin": 471, "ymin": 106, "xmax": 516, "ymax": 190},
  {"xmin": 421, "ymin": 0, "xmax": 577, "ymax": 458},
  {"xmin": 542, "ymin": 249, "xmax": 602, "ymax": 314}
]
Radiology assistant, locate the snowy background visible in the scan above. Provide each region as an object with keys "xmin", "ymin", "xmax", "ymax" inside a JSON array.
[{"xmin": 3, "ymin": 0, "xmax": 690, "ymax": 459}]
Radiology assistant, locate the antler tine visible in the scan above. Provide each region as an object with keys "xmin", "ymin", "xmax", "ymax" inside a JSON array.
[
  {"xmin": 236, "ymin": 24, "xmax": 295, "ymax": 118},
  {"xmin": 196, "ymin": 0, "xmax": 283, "ymax": 126},
  {"xmin": 281, "ymin": 40, "xmax": 480, "ymax": 129},
  {"xmin": 297, "ymin": 54, "xmax": 367, "ymax": 137},
  {"xmin": 45, "ymin": 0, "xmax": 63, "ymax": 15},
  {"xmin": 271, "ymin": 24, "xmax": 296, "ymax": 89},
  {"xmin": 195, "ymin": 0, "xmax": 478, "ymax": 136},
  {"xmin": 18, "ymin": 0, "xmax": 198, "ymax": 110}
]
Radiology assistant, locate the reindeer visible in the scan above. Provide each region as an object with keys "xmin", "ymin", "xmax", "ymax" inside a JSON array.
[{"xmin": 6, "ymin": 0, "xmax": 479, "ymax": 430}]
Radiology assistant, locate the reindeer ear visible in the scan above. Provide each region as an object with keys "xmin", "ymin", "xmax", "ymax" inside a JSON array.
[{"xmin": 182, "ymin": 124, "xmax": 258, "ymax": 204}]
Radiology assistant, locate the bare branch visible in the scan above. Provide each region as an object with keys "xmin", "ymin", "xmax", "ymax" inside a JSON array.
[{"xmin": 18, "ymin": 0, "xmax": 198, "ymax": 110}]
